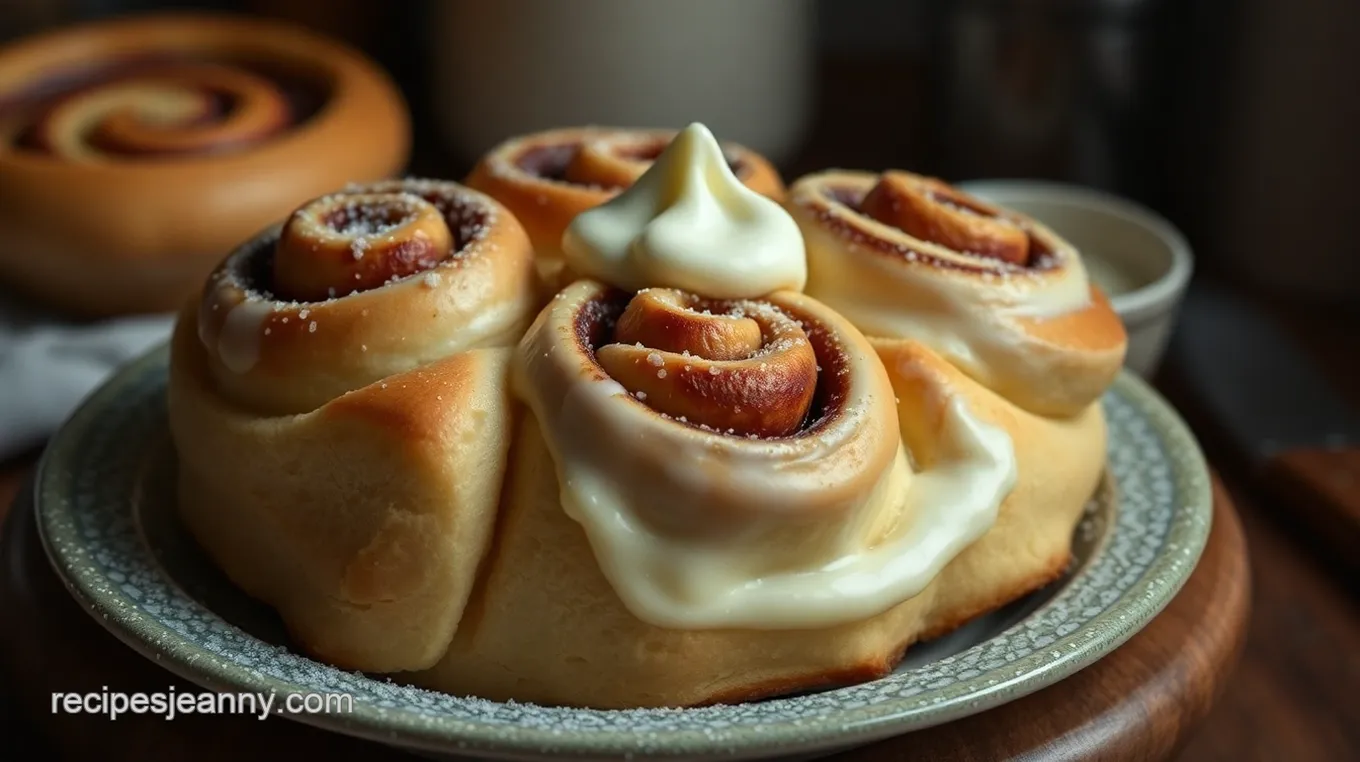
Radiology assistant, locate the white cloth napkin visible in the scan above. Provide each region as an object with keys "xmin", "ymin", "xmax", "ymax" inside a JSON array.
[{"xmin": 0, "ymin": 299, "xmax": 174, "ymax": 461}]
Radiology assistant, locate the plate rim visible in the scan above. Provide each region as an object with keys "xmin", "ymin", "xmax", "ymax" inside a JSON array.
[{"xmin": 33, "ymin": 343, "xmax": 1213, "ymax": 759}]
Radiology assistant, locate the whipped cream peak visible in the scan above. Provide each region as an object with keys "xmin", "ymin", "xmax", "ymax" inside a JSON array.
[{"xmin": 561, "ymin": 123, "xmax": 806, "ymax": 299}]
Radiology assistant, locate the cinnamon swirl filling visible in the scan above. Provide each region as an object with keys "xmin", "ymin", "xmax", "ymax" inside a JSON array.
[
  {"xmin": 272, "ymin": 192, "xmax": 456, "ymax": 302},
  {"xmin": 858, "ymin": 172, "xmax": 1038, "ymax": 267},
  {"xmin": 208, "ymin": 181, "xmax": 494, "ymax": 308},
  {"xmin": 597, "ymin": 290, "xmax": 817, "ymax": 438},
  {"xmin": 195, "ymin": 178, "xmax": 536, "ymax": 415},
  {"xmin": 558, "ymin": 286, "xmax": 853, "ymax": 444},
  {"xmin": 2, "ymin": 56, "xmax": 329, "ymax": 159}
]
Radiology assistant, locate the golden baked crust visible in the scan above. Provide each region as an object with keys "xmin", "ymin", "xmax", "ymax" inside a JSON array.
[
  {"xmin": 0, "ymin": 13, "xmax": 410, "ymax": 316},
  {"xmin": 786, "ymin": 169, "xmax": 1127, "ymax": 418},
  {"xmin": 170, "ymin": 313, "xmax": 516, "ymax": 671},
  {"xmin": 168, "ymin": 179, "xmax": 535, "ymax": 671}
]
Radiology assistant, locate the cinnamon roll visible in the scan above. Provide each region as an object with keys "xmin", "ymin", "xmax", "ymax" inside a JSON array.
[
  {"xmin": 407, "ymin": 125, "xmax": 1079, "ymax": 709},
  {"xmin": 781, "ymin": 172, "xmax": 1121, "ymax": 675},
  {"xmin": 464, "ymin": 127, "xmax": 785, "ymax": 292},
  {"xmin": 413, "ymin": 278, "xmax": 1030, "ymax": 707},
  {"xmin": 786, "ymin": 170, "xmax": 1128, "ymax": 418},
  {"xmin": 0, "ymin": 13, "xmax": 410, "ymax": 316},
  {"xmin": 168, "ymin": 179, "xmax": 536, "ymax": 671}
]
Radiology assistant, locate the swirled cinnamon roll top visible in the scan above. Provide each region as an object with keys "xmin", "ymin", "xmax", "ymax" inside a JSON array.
[
  {"xmin": 594, "ymin": 289, "xmax": 820, "ymax": 439},
  {"xmin": 514, "ymin": 280, "xmax": 908, "ymax": 625},
  {"xmin": 464, "ymin": 127, "xmax": 785, "ymax": 259},
  {"xmin": 859, "ymin": 172, "xmax": 1036, "ymax": 266},
  {"xmin": 9, "ymin": 61, "xmax": 295, "ymax": 159},
  {"xmin": 516, "ymin": 279, "xmax": 1015, "ymax": 631},
  {"xmin": 195, "ymin": 178, "xmax": 535, "ymax": 415},
  {"xmin": 0, "ymin": 14, "xmax": 409, "ymax": 315},
  {"xmin": 787, "ymin": 169, "xmax": 1127, "ymax": 417}
]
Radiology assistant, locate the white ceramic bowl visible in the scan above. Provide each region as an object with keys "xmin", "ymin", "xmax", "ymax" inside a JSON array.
[{"xmin": 956, "ymin": 180, "xmax": 1194, "ymax": 379}]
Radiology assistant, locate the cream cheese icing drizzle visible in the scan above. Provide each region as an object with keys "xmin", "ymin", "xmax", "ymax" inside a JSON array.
[
  {"xmin": 548, "ymin": 381, "xmax": 1015, "ymax": 629},
  {"xmin": 197, "ymin": 294, "xmax": 276, "ymax": 375},
  {"xmin": 815, "ymin": 243, "xmax": 1091, "ymax": 386},
  {"xmin": 515, "ymin": 282, "xmax": 1019, "ymax": 630},
  {"xmin": 561, "ymin": 123, "xmax": 806, "ymax": 298},
  {"xmin": 790, "ymin": 171, "xmax": 1116, "ymax": 416}
]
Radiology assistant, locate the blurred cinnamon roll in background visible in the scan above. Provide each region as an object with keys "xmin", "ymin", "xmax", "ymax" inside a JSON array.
[{"xmin": 0, "ymin": 13, "xmax": 410, "ymax": 316}]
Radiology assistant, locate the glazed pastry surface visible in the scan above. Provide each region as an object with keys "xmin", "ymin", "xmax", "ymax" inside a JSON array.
[{"xmin": 787, "ymin": 169, "xmax": 1127, "ymax": 417}]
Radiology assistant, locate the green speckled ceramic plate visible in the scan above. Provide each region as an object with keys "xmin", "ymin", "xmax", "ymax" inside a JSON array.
[{"xmin": 34, "ymin": 344, "xmax": 1211, "ymax": 761}]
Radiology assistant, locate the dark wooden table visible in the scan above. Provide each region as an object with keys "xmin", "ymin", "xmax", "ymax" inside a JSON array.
[{"xmin": 1158, "ymin": 293, "xmax": 1360, "ymax": 760}]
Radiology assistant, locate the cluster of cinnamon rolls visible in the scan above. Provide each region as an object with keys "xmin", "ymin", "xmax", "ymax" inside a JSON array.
[{"xmin": 168, "ymin": 123, "xmax": 1127, "ymax": 709}]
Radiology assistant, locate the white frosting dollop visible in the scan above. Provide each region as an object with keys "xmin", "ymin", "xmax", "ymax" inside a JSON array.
[{"xmin": 561, "ymin": 123, "xmax": 806, "ymax": 298}]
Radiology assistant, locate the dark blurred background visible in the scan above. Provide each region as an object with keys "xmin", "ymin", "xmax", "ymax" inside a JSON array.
[{"xmin": 1, "ymin": 0, "xmax": 1356, "ymax": 304}]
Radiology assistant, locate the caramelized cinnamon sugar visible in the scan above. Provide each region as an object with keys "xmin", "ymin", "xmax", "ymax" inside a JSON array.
[
  {"xmin": 211, "ymin": 180, "xmax": 499, "ymax": 307},
  {"xmin": 819, "ymin": 181, "xmax": 1057, "ymax": 273},
  {"xmin": 273, "ymin": 192, "xmax": 455, "ymax": 302},
  {"xmin": 570, "ymin": 288, "xmax": 851, "ymax": 439},
  {"xmin": 860, "ymin": 172, "xmax": 1032, "ymax": 266}
]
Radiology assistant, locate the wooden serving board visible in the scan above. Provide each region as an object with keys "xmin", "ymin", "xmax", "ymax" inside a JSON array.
[{"xmin": 0, "ymin": 473, "xmax": 1249, "ymax": 762}]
